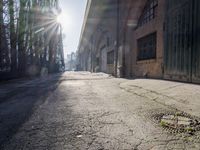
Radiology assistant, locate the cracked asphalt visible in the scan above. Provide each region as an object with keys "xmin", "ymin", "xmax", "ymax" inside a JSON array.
[{"xmin": 0, "ymin": 72, "xmax": 200, "ymax": 150}]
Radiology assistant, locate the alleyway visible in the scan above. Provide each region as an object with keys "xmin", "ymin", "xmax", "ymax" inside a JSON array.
[{"xmin": 0, "ymin": 72, "xmax": 200, "ymax": 150}]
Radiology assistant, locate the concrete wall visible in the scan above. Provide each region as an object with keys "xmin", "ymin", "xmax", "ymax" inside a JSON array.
[
  {"xmin": 78, "ymin": 0, "xmax": 166, "ymax": 78},
  {"xmin": 117, "ymin": 0, "xmax": 149, "ymax": 78},
  {"xmin": 79, "ymin": 0, "xmax": 117, "ymax": 75}
]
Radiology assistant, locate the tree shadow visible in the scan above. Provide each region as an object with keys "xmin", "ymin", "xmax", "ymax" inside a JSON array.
[{"xmin": 0, "ymin": 73, "xmax": 63, "ymax": 148}]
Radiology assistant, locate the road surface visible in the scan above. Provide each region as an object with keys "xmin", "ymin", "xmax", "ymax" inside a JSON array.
[{"xmin": 0, "ymin": 72, "xmax": 200, "ymax": 150}]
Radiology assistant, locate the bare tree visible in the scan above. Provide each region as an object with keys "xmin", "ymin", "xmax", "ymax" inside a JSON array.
[
  {"xmin": 0, "ymin": 0, "xmax": 65, "ymax": 79},
  {"xmin": 0, "ymin": 0, "xmax": 10, "ymax": 72},
  {"xmin": 9, "ymin": 0, "xmax": 17, "ymax": 72}
]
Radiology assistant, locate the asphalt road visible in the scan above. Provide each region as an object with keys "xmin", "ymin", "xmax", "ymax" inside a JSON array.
[{"xmin": 0, "ymin": 72, "xmax": 200, "ymax": 150}]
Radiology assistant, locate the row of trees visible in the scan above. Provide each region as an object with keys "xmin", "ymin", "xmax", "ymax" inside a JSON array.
[{"xmin": 0, "ymin": 0, "xmax": 65, "ymax": 80}]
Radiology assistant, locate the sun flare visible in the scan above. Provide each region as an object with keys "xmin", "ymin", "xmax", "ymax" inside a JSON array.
[
  {"xmin": 56, "ymin": 12, "xmax": 71, "ymax": 30},
  {"xmin": 56, "ymin": 14, "xmax": 63, "ymax": 24}
]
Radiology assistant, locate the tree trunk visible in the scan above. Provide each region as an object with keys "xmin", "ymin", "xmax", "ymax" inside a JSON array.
[
  {"xmin": 0, "ymin": 0, "xmax": 10, "ymax": 71},
  {"xmin": 0, "ymin": 0, "xmax": 3, "ymax": 70},
  {"xmin": 9, "ymin": 0, "xmax": 17, "ymax": 72},
  {"xmin": 17, "ymin": 0, "xmax": 26, "ymax": 75}
]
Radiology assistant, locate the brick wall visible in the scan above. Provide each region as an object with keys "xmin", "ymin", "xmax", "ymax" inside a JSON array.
[{"xmin": 131, "ymin": 0, "xmax": 165, "ymax": 78}]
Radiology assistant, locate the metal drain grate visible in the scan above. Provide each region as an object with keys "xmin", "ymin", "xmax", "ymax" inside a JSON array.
[{"xmin": 152, "ymin": 112, "xmax": 200, "ymax": 134}]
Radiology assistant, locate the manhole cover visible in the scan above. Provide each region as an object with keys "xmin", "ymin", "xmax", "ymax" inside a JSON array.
[{"xmin": 153, "ymin": 112, "xmax": 200, "ymax": 134}]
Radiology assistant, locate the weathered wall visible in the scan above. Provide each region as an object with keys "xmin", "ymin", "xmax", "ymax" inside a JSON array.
[
  {"xmin": 122, "ymin": 0, "xmax": 147, "ymax": 78},
  {"xmin": 88, "ymin": 0, "xmax": 117, "ymax": 74},
  {"xmin": 78, "ymin": 0, "xmax": 166, "ymax": 78},
  {"xmin": 131, "ymin": 0, "xmax": 165, "ymax": 78}
]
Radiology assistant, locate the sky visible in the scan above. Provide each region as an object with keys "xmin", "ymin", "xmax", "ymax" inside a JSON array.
[{"xmin": 59, "ymin": 0, "xmax": 87, "ymax": 58}]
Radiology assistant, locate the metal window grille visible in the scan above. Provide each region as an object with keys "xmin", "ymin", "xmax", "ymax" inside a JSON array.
[
  {"xmin": 138, "ymin": 0, "xmax": 158, "ymax": 27},
  {"xmin": 137, "ymin": 32, "xmax": 156, "ymax": 60}
]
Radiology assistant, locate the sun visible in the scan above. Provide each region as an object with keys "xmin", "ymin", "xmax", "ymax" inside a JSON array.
[
  {"xmin": 56, "ymin": 14, "xmax": 63, "ymax": 24},
  {"xmin": 56, "ymin": 12, "xmax": 71, "ymax": 30}
]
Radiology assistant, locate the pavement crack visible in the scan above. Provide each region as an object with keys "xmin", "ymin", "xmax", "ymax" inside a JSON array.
[
  {"xmin": 133, "ymin": 141, "xmax": 142, "ymax": 150},
  {"xmin": 119, "ymin": 83, "xmax": 186, "ymax": 111},
  {"xmin": 161, "ymin": 84, "xmax": 183, "ymax": 91}
]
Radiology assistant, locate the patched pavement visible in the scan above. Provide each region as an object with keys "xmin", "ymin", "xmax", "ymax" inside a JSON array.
[{"xmin": 0, "ymin": 72, "xmax": 200, "ymax": 150}]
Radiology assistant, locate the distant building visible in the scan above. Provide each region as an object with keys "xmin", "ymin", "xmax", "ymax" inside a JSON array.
[
  {"xmin": 65, "ymin": 52, "xmax": 76, "ymax": 71},
  {"xmin": 78, "ymin": 0, "xmax": 200, "ymax": 83}
]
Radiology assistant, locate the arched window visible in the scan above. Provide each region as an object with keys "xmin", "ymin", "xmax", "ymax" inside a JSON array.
[{"xmin": 138, "ymin": 0, "xmax": 158, "ymax": 27}]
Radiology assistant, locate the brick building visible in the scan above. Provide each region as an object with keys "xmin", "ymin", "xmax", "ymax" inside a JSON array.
[{"xmin": 78, "ymin": 0, "xmax": 200, "ymax": 83}]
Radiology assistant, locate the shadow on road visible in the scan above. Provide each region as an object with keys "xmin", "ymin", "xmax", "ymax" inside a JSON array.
[{"xmin": 0, "ymin": 74, "xmax": 63, "ymax": 148}]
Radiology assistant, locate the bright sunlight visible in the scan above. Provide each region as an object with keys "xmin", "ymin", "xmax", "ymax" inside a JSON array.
[{"xmin": 56, "ymin": 12, "xmax": 71, "ymax": 30}]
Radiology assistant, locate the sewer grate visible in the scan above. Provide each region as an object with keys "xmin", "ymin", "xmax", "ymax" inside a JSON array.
[{"xmin": 152, "ymin": 112, "xmax": 200, "ymax": 134}]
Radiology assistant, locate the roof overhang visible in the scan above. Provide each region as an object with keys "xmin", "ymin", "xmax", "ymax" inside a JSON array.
[{"xmin": 78, "ymin": 0, "xmax": 147, "ymax": 53}]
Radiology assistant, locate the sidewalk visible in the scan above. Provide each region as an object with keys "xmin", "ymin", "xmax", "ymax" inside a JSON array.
[{"xmin": 120, "ymin": 79, "xmax": 200, "ymax": 117}]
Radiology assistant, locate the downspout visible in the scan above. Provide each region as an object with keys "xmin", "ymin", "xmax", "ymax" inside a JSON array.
[{"xmin": 115, "ymin": 0, "xmax": 119, "ymax": 77}]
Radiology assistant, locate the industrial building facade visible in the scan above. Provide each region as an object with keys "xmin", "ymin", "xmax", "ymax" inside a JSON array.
[{"xmin": 77, "ymin": 0, "xmax": 200, "ymax": 83}]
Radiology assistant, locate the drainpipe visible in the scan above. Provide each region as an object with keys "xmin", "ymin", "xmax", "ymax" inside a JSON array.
[
  {"xmin": 91, "ymin": 36, "xmax": 93, "ymax": 72},
  {"xmin": 115, "ymin": 0, "xmax": 119, "ymax": 77}
]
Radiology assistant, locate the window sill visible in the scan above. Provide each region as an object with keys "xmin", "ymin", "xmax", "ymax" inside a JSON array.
[{"xmin": 136, "ymin": 59, "xmax": 156, "ymax": 64}]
